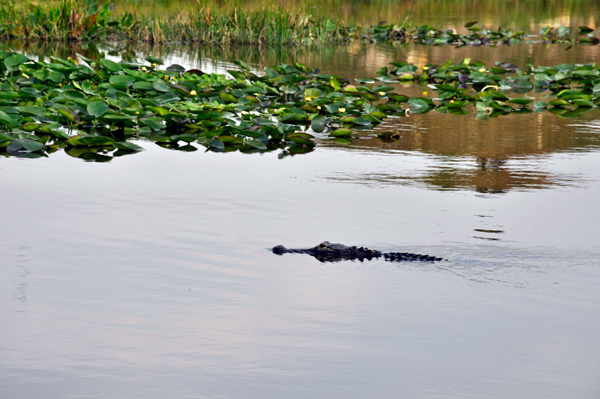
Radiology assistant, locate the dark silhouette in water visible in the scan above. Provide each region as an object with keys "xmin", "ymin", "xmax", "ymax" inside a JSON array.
[{"xmin": 272, "ymin": 241, "xmax": 446, "ymax": 263}]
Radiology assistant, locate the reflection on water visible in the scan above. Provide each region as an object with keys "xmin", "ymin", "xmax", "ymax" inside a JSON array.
[
  {"xmin": 115, "ymin": 0, "xmax": 598, "ymax": 30},
  {"xmin": 7, "ymin": 39, "xmax": 600, "ymax": 79},
  {"xmin": 2, "ymin": 142, "xmax": 600, "ymax": 398},
  {"xmin": 2, "ymin": 2, "xmax": 600, "ymax": 398},
  {"xmin": 320, "ymin": 108, "xmax": 600, "ymax": 193},
  {"xmin": 4, "ymin": 39, "xmax": 600, "ymax": 193}
]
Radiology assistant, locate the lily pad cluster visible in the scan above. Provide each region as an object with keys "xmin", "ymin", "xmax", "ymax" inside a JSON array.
[
  {"xmin": 0, "ymin": 51, "xmax": 405, "ymax": 159},
  {"xmin": 365, "ymin": 21, "xmax": 600, "ymax": 46},
  {"xmin": 374, "ymin": 58, "xmax": 600, "ymax": 118},
  {"xmin": 1, "ymin": 50, "xmax": 599, "ymax": 161}
]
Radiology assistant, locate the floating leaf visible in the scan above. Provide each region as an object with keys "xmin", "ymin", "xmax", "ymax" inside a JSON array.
[
  {"xmin": 87, "ymin": 101, "xmax": 109, "ymax": 117},
  {"xmin": 100, "ymin": 58, "xmax": 121, "ymax": 72},
  {"xmin": 330, "ymin": 77, "xmax": 341, "ymax": 91},
  {"xmin": 287, "ymin": 132, "xmax": 316, "ymax": 146},
  {"xmin": 407, "ymin": 98, "xmax": 432, "ymax": 111},
  {"xmin": 246, "ymin": 139, "xmax": 267, "ymax": 150},
  {"xmin": 548, "ymin": 99, "xmax": 569, "ymax": 108},
  {"xmin": 16, "ymin": 106, "xmax": 46, "ymax": 116},
  {"xmin": 4, "ymin": 53, "xmax": 28, "ymax": 68},
  {"xmin": 109, "ymin": 75, "xmax": 136, "ymax": 87},
  {"xmin": 79, "ymin": 136, "xmax": 115, "ymax": 146},
  {"xmin": 133, "ymin": 81, "xmax": 155, "ymax": 91},
  {"xmin": 54, "ymin": 104, "xmax": 80, "ymax": 123},
  {"xmin": 145, "ymin": 56, "xmax": 164, "ymax": 65},
  {"xmin": 311, "ymin": 115, "xmax": 329, "ymax": 133},
  {"xmin": 208, "ymin": 138, "xmax": 225, "ymax": 150},
  {"xmin": 7, "ymin": 138, "xmax": 45, "ymax": 153},
  {"xmin": 507, "ymin": 98, "xmax": 533, "ymax": 105},
  {"xmin": 329, "ymin": 128, "xmax": 353, "ymax": 137},
  {"xmin": 152, "ymin": 79, "xmax": 173, "ymax": 92}
]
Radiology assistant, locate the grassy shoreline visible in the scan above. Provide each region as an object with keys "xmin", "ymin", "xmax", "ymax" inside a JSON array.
[
  {"xmin": 2, "ymin": 0, "xmax": 597, "ymax": 45},
  {"xmin": 0, "ymin": 0, "xmax": 356, "ymax": 44}
]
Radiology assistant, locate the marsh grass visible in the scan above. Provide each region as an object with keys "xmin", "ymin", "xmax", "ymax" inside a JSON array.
[
  {"xmin": 0, "ymin": 0, "xmax": 355, "ymax": 44},
  {"xmin": 0, "ymin": 0, "xmax": 113, "ymax": 40},
  {"xmin": 1, "ymin": 0, "xmax": 595, "ymax": 45},
  {"xmin": 134, "ymin": 7, "xmax": 353, "ymax": 44}
]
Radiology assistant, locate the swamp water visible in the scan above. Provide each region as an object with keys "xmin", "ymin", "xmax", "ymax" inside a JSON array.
[{"xmin": 2, "ymin": 5, "xmax": 600, "ymax": 399}]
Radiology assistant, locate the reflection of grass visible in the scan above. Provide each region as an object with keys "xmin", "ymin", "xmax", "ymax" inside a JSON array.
[{"xmin": 114, "ymin": 0, "xmax": 598, "ymax": 28}]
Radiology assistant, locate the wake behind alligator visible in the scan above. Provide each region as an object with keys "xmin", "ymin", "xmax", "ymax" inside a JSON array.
[{"xmin": 272, "ymin": 241, "xmax": 446, "ymax": 263}]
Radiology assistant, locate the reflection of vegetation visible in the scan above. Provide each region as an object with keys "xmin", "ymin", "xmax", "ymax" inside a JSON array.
[
  {"xmin": 323, "ymin": 108, "xmax": 600, "ymax": 193},
  {"xmin": 114, "ymin": 0, "xmax": 600, "ymax": 30}
]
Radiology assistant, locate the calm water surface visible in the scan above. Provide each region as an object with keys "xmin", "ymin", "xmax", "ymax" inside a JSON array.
[
  {"xmin": 2, "ymin": 6, "xmax": 600, "ymax": 397},
  {"xmin": 2, "ymin": 116, "xmax": 600, "ymax": 398}
]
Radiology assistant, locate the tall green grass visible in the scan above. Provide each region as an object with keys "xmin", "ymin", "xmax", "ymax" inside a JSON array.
[
  {"xmin": 0, "ymin": 0, "xmax": 113, "ymax": 40},
  {"xmin": 0, "ymin": 0, "xmax": 357, "ymax": 44},
  {"xmin": 135, "ymin": 7, "xmax": 353, "ymax": 44}
]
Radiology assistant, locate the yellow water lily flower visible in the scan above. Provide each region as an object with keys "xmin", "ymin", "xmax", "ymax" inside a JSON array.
[
  {"xmin": 478, "ymin": 68, "xmax": 486, "ymax": 73},
  {"xmin": 378, "ymin": 91, "xmax": 385, "ymax": 96},
  {"xmin": 422, "ymin": 91, "xmax": 428, "ymax": 96},
  {"xmin": 305, "ymin": 96, "xmax": 311, "ymax": 102},
  {"xmin": 423, "ymin": 66, "xmax": 429, "ymax": 70},
  {"xmin": 339, "ymin": 107, "xmax": 346, "ymax": 113},
  {"xmin": 142, "ymin": 66, "xmax": 148, "ymax": 71},
  {"xmin": 190, "ymin": 90, "xmax": 197, "ymax": 96}
]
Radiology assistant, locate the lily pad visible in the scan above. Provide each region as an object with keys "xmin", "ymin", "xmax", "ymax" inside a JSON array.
[
  {"xmin": 87, "ymin": 101, "xmax": 110, "ymax": 117},
  {"xmin": 7, "ymin": 138, "xmax": 45, "ymax": 153}
]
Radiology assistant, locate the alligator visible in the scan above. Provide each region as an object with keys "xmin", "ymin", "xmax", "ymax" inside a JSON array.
[{"xmin": 272, "ymin": 241, "xmax": 446, "ymax": 263}]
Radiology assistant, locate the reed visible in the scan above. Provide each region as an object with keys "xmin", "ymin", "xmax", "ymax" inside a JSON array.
[
  {"xmin": 131, "ymin": 6, "xmax": 354, "ymax": 44},
  {"xmin": 0, "ymin": 0, "xmax": 356, "ymax": 44},
  {"xmin": 0, "ymin": 0, "xmax": 112, "ymax": 41}
]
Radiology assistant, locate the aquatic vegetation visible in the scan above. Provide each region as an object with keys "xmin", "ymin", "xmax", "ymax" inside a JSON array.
[
  {"xmin": 1, "ymin": 0, "xmax": 598, "ymax": 46},
  {"xmin": 0, "ymin": 51, "xmax": 599, "ymax": 161}
]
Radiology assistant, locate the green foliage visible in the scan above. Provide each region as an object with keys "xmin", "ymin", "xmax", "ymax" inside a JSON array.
[
  {"xmin": 0, "ymin": 1, "xmax": 597, "ymax": 46},
  {"xmin": 0, "ymin": 50, "xmax": 599, "ymax": 161}
]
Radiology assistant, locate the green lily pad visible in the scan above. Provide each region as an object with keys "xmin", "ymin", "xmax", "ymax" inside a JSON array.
[
  {"xmin": 109, "ymin": 75, "xmax": 136, "ymax": 87},
  {"xmin": 152, "ymin": 79, "xmax": 173, "ymax": 93},
  {"xmin": 287, "ymin": 133, "xmax": 316, "ymax": 146},
  {"xmin": 329, "ymin": 128, "xmax": 353, "ymax": 137},
  {"xmin": 4, "ymin": 53, "xmax": 28, "ymax": 68},
  {"xmin": 87, "ymin": 101, "xmax": 110, "ymax": 117},
  {"xmin": 311, "ymin": 115, "xmax": 329, "ymax": 133},
  {"xmin": 16, "ymin": 106, "xmax": 46, "ymax": 116},
  {"xmin": 7, "ymin": 138, "xmax": 45, "ymax": 153}
]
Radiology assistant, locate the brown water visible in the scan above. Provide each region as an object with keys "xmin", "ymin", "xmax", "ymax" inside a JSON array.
[{"xmin": 2, "ymin": 3, "xmax": 600, "ymax": 398}]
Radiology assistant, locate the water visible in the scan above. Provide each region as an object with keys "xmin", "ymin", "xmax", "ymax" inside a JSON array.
[
  {"xmin": 2, "ymin": 1, "xmax": 600, "ymax": 397},
  {"xmin": 2, "ymin": 120, "xmax": 600, "ymax": 397}
]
